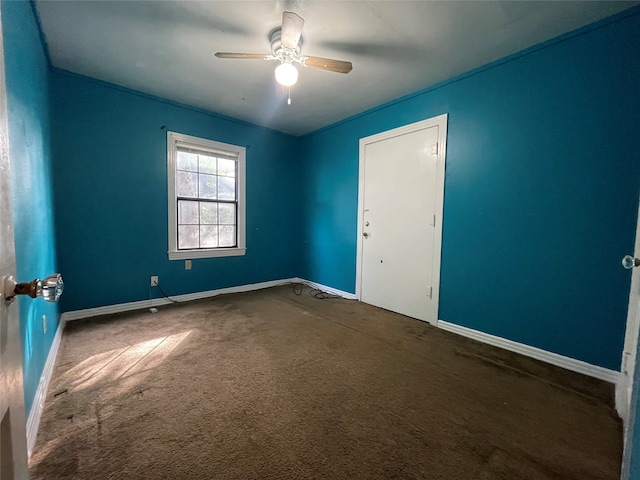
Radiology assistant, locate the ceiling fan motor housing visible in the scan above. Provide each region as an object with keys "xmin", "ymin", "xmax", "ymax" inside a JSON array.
[{"xmin": 270, "ymin": 28, "xmax": 302, "ymax": 62}]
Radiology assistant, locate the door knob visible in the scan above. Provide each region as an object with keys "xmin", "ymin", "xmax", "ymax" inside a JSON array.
[
  {"xmin": 363, "ymin": 232, "xmax": 369, "ymax": 238},
  {"xmin": 3, "ymin": 273, "xmax": 64, "ymax": 304},
  {"xmin": 622, "ymin": 255, "xmax": 640, "ymax": 269}
]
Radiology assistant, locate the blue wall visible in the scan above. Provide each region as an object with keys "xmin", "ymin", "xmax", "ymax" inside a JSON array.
[
  {"xmin": 6, "ymin": 0, "xmax": 639, "ymax": 422},
  {"xmin": 2, "ymin": 0, "xmax": 59, "ymax": 415},
  {"xmin": 49, "ymin": 72, "xmax": 302, "ymax": 312},
  {"xmin": 49, "ymin": 7, "xmax": 640, "ymax": 371},
  {"xmin": 300, "ymin": 10, "xmax": 640, "ymax": 371}
]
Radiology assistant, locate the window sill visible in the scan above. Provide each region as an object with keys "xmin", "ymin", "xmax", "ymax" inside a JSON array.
[{"xmin": 168, "ymin": 248, "xmax": 246, "ymax": 260}]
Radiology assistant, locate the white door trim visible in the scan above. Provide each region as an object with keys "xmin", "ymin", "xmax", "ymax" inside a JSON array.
[{"xmin": 356, "ymin": 113, "xmax": 448, "ymax": 325}]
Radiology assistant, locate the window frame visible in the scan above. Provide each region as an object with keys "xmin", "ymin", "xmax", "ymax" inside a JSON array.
[{"xmin": 167, "ymin": 131, "xmax": 246, "ymax": 260}]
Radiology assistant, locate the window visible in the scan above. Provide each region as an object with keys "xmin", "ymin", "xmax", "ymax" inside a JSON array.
[{"xmin": 167, "ymin": 132, "xmax": 246, "ymax": 260}]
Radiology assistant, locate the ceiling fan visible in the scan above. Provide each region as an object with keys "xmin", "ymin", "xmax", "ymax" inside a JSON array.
[{"xmin": 215, "ymin": 12, "xmax": 353, "ymax": 93}]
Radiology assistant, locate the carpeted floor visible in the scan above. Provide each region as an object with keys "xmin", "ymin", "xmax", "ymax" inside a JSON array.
[{"xmin": 30, "ymin": 285, "xmax": 622, "ymax": 479}]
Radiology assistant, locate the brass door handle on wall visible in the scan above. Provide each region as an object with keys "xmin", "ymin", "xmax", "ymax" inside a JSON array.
[
  {"xmin": 622, "ymin": 255, "xmax": 640, "ymax": 269},
  {"xmin": 3, "ymin": 273, "xmax": 64, "ymax": 304}
]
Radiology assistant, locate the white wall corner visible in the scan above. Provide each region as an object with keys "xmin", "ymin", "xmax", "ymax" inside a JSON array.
[{"xmin": 26, "ymin": 316, "xmax": 65, "ymax": 458}]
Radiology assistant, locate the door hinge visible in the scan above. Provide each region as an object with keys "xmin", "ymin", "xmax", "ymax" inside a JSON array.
[
  {"xmin": 427, "ymin": 286, "xmax": 433, "ymax": 299},
  {"xmin": 431, "ymin": 142, "xmax": 438, "ymax": 155}
]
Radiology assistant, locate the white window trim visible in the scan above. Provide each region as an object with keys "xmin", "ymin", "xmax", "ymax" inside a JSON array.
[{"xmin": 167, "ymin": 131, "xmax": 246, "ymax": 260}]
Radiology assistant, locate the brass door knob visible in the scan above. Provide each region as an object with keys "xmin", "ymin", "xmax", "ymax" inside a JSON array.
[{"xmin": 3, "ymin": 274, "xmax": 64, "ymax": 304}]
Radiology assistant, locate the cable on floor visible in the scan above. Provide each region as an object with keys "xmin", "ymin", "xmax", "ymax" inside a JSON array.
[
  {"xmin": 290, "ymin": 282, "xmax": 341, "ymax": 300},
  {"xmin": 309, "ymin": 288, "xmax": 341, "ymax": 300},
  {"xmin": 153, "ymin": 283, "xmax": 179, "ymax": 303}
]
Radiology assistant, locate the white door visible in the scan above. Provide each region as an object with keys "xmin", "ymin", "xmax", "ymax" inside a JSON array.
[
  {"xmin": 0, "ymin": 10, "xmax": 30, "ymax": 479},
  {"xmin": 620, "ymin": 201, "xmax": 640, "ymax": 480},
  {"xmin": 357, "ymin": 114, "xmax": 447, "ymax": 325}
]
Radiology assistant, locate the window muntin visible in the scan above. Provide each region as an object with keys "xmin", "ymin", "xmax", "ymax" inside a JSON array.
[
  {"xmin": 167, "ymin": 132, "xmax": 246, "ymax": 260},
  {"xmin": 176, "ymin": 148, "xmax": 237, "ymax": 249}
]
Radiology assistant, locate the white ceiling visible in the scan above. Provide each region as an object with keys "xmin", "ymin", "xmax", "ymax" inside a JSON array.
[{"xmin": 35, "ymin": 1, "xmax": 638, "ymax": 136}]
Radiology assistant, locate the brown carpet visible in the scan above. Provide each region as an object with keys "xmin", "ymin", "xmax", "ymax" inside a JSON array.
[{"xmin": 30, "ymin": 285, "xmax": 622, "ymax": 479}]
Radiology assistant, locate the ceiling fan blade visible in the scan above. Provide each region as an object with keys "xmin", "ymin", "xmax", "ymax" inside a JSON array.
[
  {"xmin": 215, "ymin": 52, "xmax": 270, "ymax": 60},
  {"xmin": 281, "ymin": 11, "xmax": 304, "ymax": 50},
  {"xmin": 302, "ymin": 56, "xmax": 353, "ymax": 74}
]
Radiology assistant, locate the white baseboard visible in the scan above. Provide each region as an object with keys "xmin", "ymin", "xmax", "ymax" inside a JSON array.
[
  {"xmin": 437, "ymin": 320, "xmax": 621, "ymax": 385},
  {"xmin": 61, "ymin": 278, "xmax": 358, "ymax": 322},
  {"xmin": 61, "ymin": 278, "xmax": 302, "ymax": 321},
  {"xmin": 293, "ymin": 278, "xmax": 358, "ymax": 300},
  {"xmin": 26, "ymin": 316, "xmax": 65, "ymax": 458}
]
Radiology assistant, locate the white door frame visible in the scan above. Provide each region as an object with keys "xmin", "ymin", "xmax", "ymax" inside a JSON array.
[{"xmin": 355, "ymin": 113, "xmax": 448, "ymax": 325}]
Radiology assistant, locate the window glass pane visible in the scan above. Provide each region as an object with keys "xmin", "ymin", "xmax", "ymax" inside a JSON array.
[
  {"xmin": 200, "ymin": 226, "xmax": 218, "ymax": 248},
  {"xmin": 177, "ymin": 151, "xmax": 198, "ymax": 172},
  {"xmin": 198, "ymin": 174, "xmax": 217, "ymax": 199},
  {"xmin": 218, "ymin": 158, "xmax": 236, "ymax": 177},
  {"xmin": 178, "ymin": 225, "xmax": 199, "ymax": 249},
  {"xmin": 219, "ymin": 226, "xmax": 236, "ymax": 247},
  {"xmin": 200, "ymin": 202, "xmax": 217, "ymax": 225},
  {"xmin": 218, "ymin": 176, "xmax": 236, "ymax": 201},
  {"xmin": 199, "ymin": 154, "xmax": 216, "ymax": 174},
  {"xmin": 178, "ymin": 200, "xmax": 199, "ymax": 224},
  {"xmin": 177, "ymin": 171, "xmax": 198, "ymax": 197},
  {"xmin": 218, "ymin": 203, "xmax": 236, "ymax": 225}
]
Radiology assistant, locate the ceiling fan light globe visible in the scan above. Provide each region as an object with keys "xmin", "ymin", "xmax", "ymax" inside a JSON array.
[{"xmin": 275, "ymin": 63, "xmax": 298, "ymax": 87}]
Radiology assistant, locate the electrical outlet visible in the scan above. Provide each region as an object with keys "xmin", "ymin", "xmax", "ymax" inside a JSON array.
[
  {"xmin": 42, "ymin": 315, "xmax": 47, "ymax": 334},
  {"xmin": 150, "ymin": 276, "xmax": 158, "ymax": 286},
  {"xmin": 185, "ymin": 260, "xmax": 192, "ymax": 270}
]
